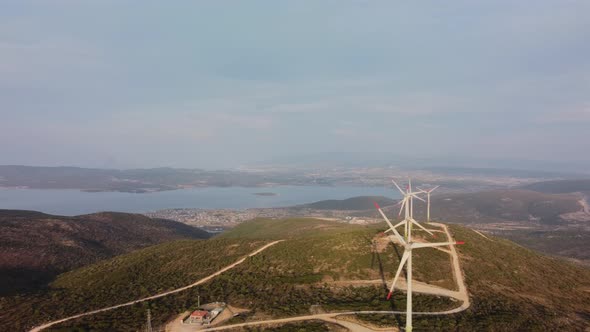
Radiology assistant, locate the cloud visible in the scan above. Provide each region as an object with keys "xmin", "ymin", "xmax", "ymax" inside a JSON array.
[
  {"xmin": 1, "ymin": 1, "xmax": 589, "ymax": 168},
  {"xmin": 537, "ymin": 103, "xmax": 590, "ymax": 124},
  {"xmin": 0, "ymin": 38, "xmax": 105, "ymax": 78},
  {"xmin": 214, "ymin": 113, "xmax": 274, "ymax": 130},
  {"xmin": 266, "ymin": 91, "xmax": 470, "ymax": 116}
]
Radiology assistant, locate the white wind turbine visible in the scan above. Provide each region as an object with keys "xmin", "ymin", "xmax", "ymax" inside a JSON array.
[
  {"xmin": 373, "ymin": 180, "xmax": 464, "ymax": 332},
  {"xmin": 385, "ymin": 179, "xmax": 433, "ymax": 240},
  {"xmin": 418, "ymin": 185, "xmax": 439, "ymax": 223}
]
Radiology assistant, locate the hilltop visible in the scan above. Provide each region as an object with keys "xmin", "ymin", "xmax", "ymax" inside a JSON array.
[
  {"xmin": 5, "ymin": 217, "xmax": 589, "ymax": 331},
  {"xmin": 299, "ymin": 196, "xmax": 396, "ymax": 210},
  {"xmin": 422, "ymin": 189, "xmax": 582, "ymax": 225},
  {"xmin": 0, "ymin": 210, "xmax": 210, "ymax": 295},
  {"xmin": 520, "ymin": 178, "xmax": 590, "ymax": 194}
]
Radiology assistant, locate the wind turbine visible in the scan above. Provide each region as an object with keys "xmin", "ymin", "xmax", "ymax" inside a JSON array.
[
  {"xmin": 418, "ymin": 185, "xmax": 439, "ymax": 223},
  {"xmin": 387, "ymin": 179, "xmax": 432, "ymax": 240},
  {"xmin": 373, "ymin": 181, "xmax": 464, "ymax": 332}
]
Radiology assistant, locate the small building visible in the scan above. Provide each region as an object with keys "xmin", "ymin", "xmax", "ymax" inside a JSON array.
[{"xmin": 188, "ymin": 310, "xmax": 210, "ymax": 324}]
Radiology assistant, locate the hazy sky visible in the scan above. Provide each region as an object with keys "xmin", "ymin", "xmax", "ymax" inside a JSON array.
[{"xmin": 1, "ymin": 1, "xmax": 589, "ymax": 169}]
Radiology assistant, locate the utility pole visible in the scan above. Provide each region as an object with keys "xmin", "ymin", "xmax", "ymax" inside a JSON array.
[{"xmin": 146, "ymin": 309, "xmax": 152, "ymax": 332}]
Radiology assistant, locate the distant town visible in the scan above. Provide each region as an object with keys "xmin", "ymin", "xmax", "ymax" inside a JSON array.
[{"xmin": 146, "ymin": 207, "xmax": 378, "ymax": 233}]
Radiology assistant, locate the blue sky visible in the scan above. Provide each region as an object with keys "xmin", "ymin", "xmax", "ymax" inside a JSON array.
[{"xmin": 1, "ymin": 1, "xmax": 589, "ymax": 169}]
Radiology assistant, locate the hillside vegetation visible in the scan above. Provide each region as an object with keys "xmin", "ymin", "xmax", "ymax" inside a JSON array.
[
  {"xmin": 0, "ymin": 210, "xmax": 210, "ymax": 295},
  {"xmin": 496, "ymin": 229, "xmax": 590, "ymax": 264},
  {"xmin": 420, "ymin": 225, "xmax": 590, "ymax": 331},
  {"xmin": 6, "ymin": 217, "xmax": 589, "ymax": 331},
  {"xmin": 300, "ymin": 196, "xmax": 395, "ymax": 210},
  {"xmin": 356, "ymin": 224, "xmax": 590, "ymax": 331},
  {"xmin": 12, "ymin": 218, "xmax": 454, "ymax": 331},
  {"xmin": 0, "ymin": 238, "xmax": 267, "ymax": 331}
]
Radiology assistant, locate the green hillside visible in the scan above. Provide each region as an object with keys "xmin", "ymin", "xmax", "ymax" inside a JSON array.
[
  {"xmin": 5, "ymin": 218, "xmax": 589, "ymax": 331},
  {"xmin": 497, "ymin": 229, "xmax": 590, "ymax": 264},
  {"xmin": 0, "ymin": 238, "xmax": 267, "ymax": 331},
  {"xmin": 356, "ymin": 225, "xmax": 590, "ymax": 331},
  {"xmin": 300, "ymin": 196, "xmax": 396, "ymax": 210},
  {"xmin": 0, "ymin": 210, "xmax": 210, "ymax": 295},
  {"xmin": 430, "ymin": 224, "xmax": 590, "ymax": 331},
  {"xmin": 218, "ymin": 217, "xmax": 368, "ymax": 239}
]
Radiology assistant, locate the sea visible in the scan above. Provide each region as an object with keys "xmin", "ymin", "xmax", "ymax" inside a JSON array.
[{"xmin": 0, "ymin": 186, "xmax": 401, "ymax": 216}]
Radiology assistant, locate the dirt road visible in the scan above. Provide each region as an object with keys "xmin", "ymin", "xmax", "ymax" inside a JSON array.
[
  {"xmin": 177, "ymin": 223, "xmax": 470, "ymax": 332},
  {"xmin": 32, "ymin": 222, "xmax": 469, "ymax": 332},
  {"xmin": 580, "ymin": 195, "xmax": 590, "ymax": 214},
  {"xmin": 29, "ymin": 240, "xmax": 284, "ymax": 332}
]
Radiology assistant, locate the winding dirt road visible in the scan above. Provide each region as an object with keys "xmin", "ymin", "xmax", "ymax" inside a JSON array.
[
  {"xmin": 186, "ymin": 223, "xmax": 470, "ymax": 332},
  {"xmin": 31, "ymin": 222, "xmax": 469, "ymax": 332},
  {"xmin": 29, "ymin": 241, "xmax": 284, "ymax": 332}
]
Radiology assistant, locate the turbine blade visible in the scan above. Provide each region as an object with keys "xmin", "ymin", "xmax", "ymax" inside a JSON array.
[
  {"xmin": 391, "ymin": 179, "xmax": 405, "ymax": 195},
  {"xmin": 394, "ymin": 220, "xmax": 405, "ymax": 228},
  {"xmin": 374, "ymin": 202, "xmax": 406, "ymax": 245},
  {"xmin": 387, "ymin": 250, "xmax": 410, "ymax": 300},
  {"xmin": 390, "ymin": 225, "xmax": 406, "ymax": 245},
  {"xmin": 412, "ymin": 241, "xmax": 465, "ymax": 249},
  {"xmin": 430, "ymin": 185, "xmax": 440, "ymax": 193},
  {"xmin": 411, "ymin": 194, "xmax": 426, "ymax": 202},
  {"xmin": 398, "ymin": 198, "xmax": 407, "ymax": 216},
  {"xmin": 410, "ymin": 219, "xmax": 434, "ymax": 235},
  {"xmin": 385, "ymin": 227, "xmax": 406, "ymax": 247}
]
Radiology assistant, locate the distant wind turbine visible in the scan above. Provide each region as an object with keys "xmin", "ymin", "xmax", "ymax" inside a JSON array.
[{"xmin": 419, "ymin": 185, "xmax": 439, "ymax": 223}]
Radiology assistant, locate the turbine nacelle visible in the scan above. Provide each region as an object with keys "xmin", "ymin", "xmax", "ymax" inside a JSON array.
[{"xmin": 418, "ymin": 185, "xmax": 440, "ymax": 195}]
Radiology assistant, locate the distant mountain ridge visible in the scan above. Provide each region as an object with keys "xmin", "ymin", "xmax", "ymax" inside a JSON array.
[
  {"xmin": 520, "ymin": 179, "xmax": 590, "ymax": 193},
  {"xmin": 0, "ymin": 210, "xmax": 210, "ymax": 295},
  {"xmin": 300, "ymin": 196, "xmax": 396, "ymax": 210},
  {"xmin": 425, "ymin": 189, "xmax": 582, "ymax": 225},
  {"xmin": 0, "ymin": 165, "xmax": 305, "ymax": 192}
]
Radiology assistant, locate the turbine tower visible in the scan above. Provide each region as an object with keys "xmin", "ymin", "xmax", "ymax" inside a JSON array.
[
  {"xmin": 419, "ymin": 186, "xmax": 439, "ymax": 223},
  {"xmin": 374, "ymin": 180, "xmax": 464, "ymax": 332}
]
